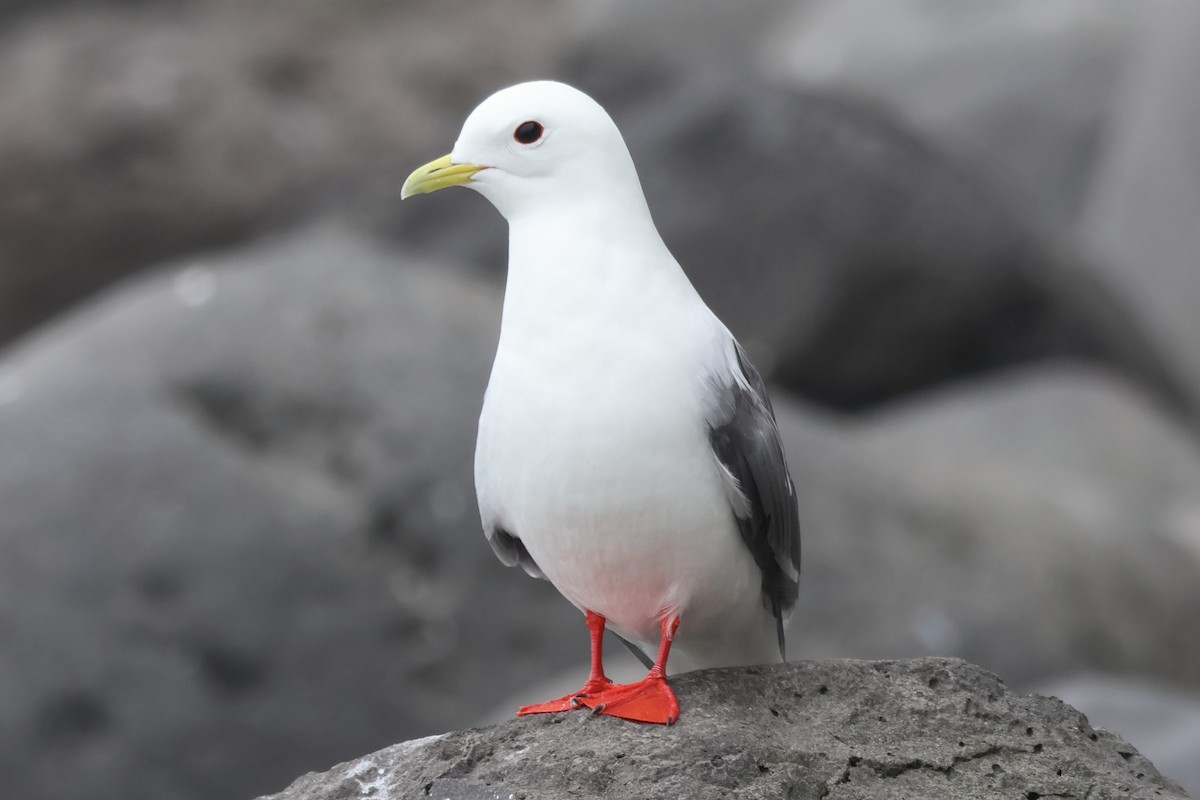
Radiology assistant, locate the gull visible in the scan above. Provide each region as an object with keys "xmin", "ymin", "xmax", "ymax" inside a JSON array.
[{"xmin": 402, "ymin": 80, "xmax": 800, "ymax": 725}]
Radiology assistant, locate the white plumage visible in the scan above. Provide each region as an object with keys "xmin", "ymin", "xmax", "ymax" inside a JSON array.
[
  {"xmin": 402, "ymin": 80, "xmax": 800, "ymax": 722},
  {"xmin": 476, "ymin": 213, "xmax": 779, "ymax": 671}
]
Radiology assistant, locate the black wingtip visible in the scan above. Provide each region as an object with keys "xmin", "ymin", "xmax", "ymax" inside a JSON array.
[
  {"xmin": 772, "ymin": 597, "xmax": 787, "ymax": 661},
  {"xmin": 614, "ymin": 631, "xmax": 655, "ymax": 670}
]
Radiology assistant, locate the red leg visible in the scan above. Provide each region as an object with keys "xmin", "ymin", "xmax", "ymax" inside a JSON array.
[
  {"xmin": 581, "ymin": 609, "xmax": 612, "ymax": 694},
  {"xmin": 517, "ymin": 610, "xmax": 614, "ymax": 715},
  {"xmin": 577, "ymin": 616, "xmax": 681, "ymax": 725}
]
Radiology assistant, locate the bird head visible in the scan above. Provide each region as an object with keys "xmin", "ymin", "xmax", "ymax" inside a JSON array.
[{"xmin": 401, "ymin": 81, "xmax": 646, "ymax": 222}]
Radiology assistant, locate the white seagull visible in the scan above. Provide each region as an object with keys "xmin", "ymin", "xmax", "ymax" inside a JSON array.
[{"xmin": 402, "ymin": 80, "xmax": 800, "ymax": 725}]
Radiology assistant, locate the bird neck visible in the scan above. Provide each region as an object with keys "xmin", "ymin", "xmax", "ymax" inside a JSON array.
[
  {"xmin": 507, "ymin": 198, "xmax": 681, "ymax": 287},
  {"xmin": 498, "ymin": 198, "xmax": 699, "ymax": 342}
]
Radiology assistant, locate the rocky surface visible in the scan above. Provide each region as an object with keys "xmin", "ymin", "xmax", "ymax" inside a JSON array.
[
  {"xmin": 1080, "ymin": 0, "xmax": 1200, "ymax": 422},
  {"xmin": 4, "ymin": 3, "xmax": 1200, "ymax": 800},
  {"xmin": 854, "ymin": 366, "xmax": 1200, "ymax": 563},
  {"xmin": 0, "ymin": 226, "xmax": 585, "ymax": 800},
  {"xmin": 3, "ymin": 224, "xmax": 1198, "ymax": 800},
  {"xmin": 1038, "ymin": 674, "xmax": 1200, "ymax": 797},
  {"xmin": 260, "ymin": 658, "xmax": 1186, "ymax": 800},
  {"xmin": 0, "ymin": 0, "xmax": 564, "ymax": 344},
  {"xmin": 564, "ymin": 0, "xmax": 807, "ymax": 66},
  {"xmin": 762, "ymin": 0, "xmax": 1135, "ymax": 234},
  {"xmin": 784, "ymin": 366, "xmax": 1200, "ymax": 687},
  {"xmin": 3, "ymin": 0, "xmax": 1193, "ymax": 420},
  {"xmin": 757, "ymin": 0, "xmax": 1200, "ymax": 423}
]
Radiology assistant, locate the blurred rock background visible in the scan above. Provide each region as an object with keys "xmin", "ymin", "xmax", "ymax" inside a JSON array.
[{"xmin": 0, "ymin": 1, "xmax": 1197, "ymax": 798}]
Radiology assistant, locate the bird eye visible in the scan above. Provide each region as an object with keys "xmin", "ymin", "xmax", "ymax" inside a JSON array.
[{"xmin": 513, "ymin": 121, "xmax": 544, "ymax": 145}]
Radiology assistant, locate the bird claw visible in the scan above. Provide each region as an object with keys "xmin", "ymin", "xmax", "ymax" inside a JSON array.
[
  {"xmin": 577, "ymin": 675, "xmax": 680, "ymax": 725},
  {"xmin": 517, "ymin": 679, "xmax": 614, "ymax": 716}
]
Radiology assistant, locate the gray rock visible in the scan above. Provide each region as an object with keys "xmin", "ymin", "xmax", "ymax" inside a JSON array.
[
  {"xmin": 0, "ymin": 0, "xmax": 179, "ymax": 29},
  {"xmin": 564, "ymin": 0, "xmax": 807, "ymax": 66},
  {"xmin": 763, "ymin": 0, "xmax": 1135, "ymax": 233},
  {"xmin": 787, "ymin": 366, "xmax": 1200, "ymax": 687},
  {"xmin": 4, "ymin": 224, "xmax": 1198, "ymax": 800},
  {"xmin": 259, "ymin": 658, "xmax": 1187, "ymax": 799},
  {"xmin": 857, "ymin": 365, "xmax": 1200, "ymax": 562},
  {"xmin": 0, "ymin": 225, "xmax": 586, "ymax": 800},
  {"xmin": 1037, "ymin": 674, "xmax": 1200, "ymax": 798},
  {"xmin": 553, "ymin": 66, "xmax": 1184, "ymax": 414},
  {"xmin": 0, "ymin": 0, "xmax": 564, "ymax": 344},
  {"xmin": 1081, "ymin": 0, "xmax": 1200, "ymax": 425}
]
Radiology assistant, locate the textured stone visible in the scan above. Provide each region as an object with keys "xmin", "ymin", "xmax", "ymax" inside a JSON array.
[
  {"xmin": 763, "ymin": 0, "xmax": 1134, "ymax": 232},
  {"xmin": 259, "ymin": 658, "xmax": 1186, "ymax": 800},
  {"xmin": 564, "ymin": 0, "xmax": 805, "ymax": 66},
  {"xmin": 1037, "ymin": 674, "xmax": 1200, "ymax": 798},
  {"xmin": 0, "ymin": 0, "xmax": 564, "ymax": 344},
  {"xmin": 789, "ymin": 366, "xmax": 1200, "ymax": 687},
  {"xmin": 0, "ymin": 225, "xmax": 584, "ymax": 800},
  {"xmin": 1081, "ymin": 0, "xmax": 1200, "ymax": 427},
  {"xmin": 858, "ymin": 365, "xmax": 1200, "ymax": 562},
  {"xmin": 0, "ymin": 0, "xmax": 178, "ymax": 29},
  {"xmin": 4, "ymin": 230, "xmax": 1199, "ymax": 800}
]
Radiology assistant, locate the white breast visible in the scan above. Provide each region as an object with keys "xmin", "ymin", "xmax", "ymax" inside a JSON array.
[{"xmin": 473, "ymin": 239, "xmax": 778, "ymax": 668}]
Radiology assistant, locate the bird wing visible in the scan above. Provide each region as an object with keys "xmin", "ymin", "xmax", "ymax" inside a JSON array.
[
  {"xmin": 483, "ymin": 524, "xmax": 545, "ymax": 580},
  {"xmin": 705, "ymin": 338, "xmax": 802, "ymax": 660}
]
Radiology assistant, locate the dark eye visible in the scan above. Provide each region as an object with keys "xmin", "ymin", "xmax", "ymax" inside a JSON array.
[{"xmin": 514, "ymin": 120, "xmax": 544, "ymax": 144}]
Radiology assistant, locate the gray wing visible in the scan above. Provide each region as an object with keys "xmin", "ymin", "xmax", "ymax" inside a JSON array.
[
  {"xmin": 706, "ymin": 339, "xmax": 801, "ymax": 660},
  {"xmin": 484, "ymin": 524, "xmax": 545, "ymax": 580}
]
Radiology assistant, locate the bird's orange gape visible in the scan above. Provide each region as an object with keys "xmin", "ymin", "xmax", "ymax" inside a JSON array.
[{"xmin": 517, "ymin": 610, "xmax": 681, "ymax": 725}]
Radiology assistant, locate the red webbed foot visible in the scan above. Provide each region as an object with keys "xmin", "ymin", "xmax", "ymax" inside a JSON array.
[
  {"xmin": 516, "ymin": 612, "xmax": 683, "ymax": 725},
  {"xmin": 518, "ymin": 610, "xmax": 616, "ymax": 716},
  {"xmin": 578, "ymin": 674, "xmax": 679, "ymax": 725},
  {"xmin": 578, "ymin": 615, "xmax": 681, "ymax": 725},
  {"xmin": 516, "ymin": 676, "xmax": 614, "ymax": 716}
]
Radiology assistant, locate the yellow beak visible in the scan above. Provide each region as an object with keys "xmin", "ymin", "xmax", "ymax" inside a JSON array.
[{"xmin": 401, "ymin": 154, "xmax": 485, "ymax": 199}]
